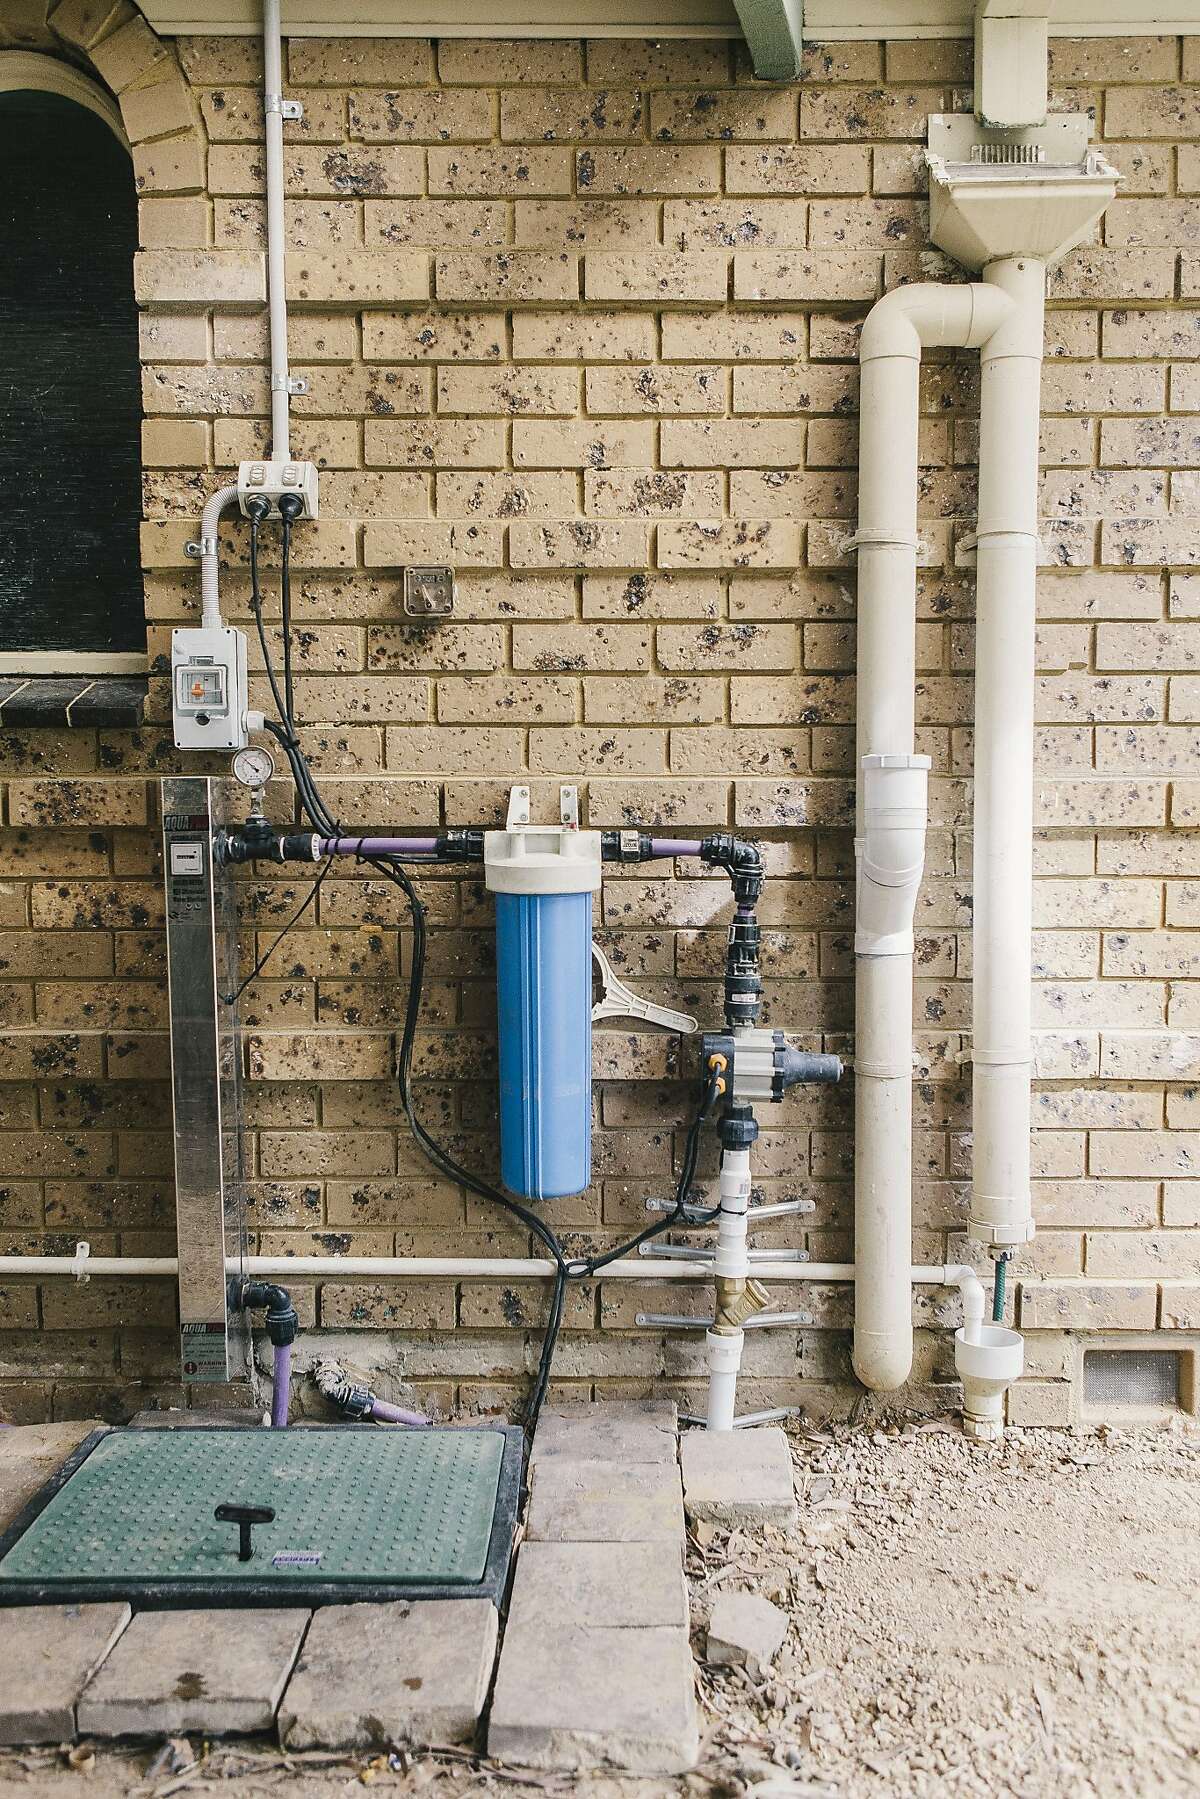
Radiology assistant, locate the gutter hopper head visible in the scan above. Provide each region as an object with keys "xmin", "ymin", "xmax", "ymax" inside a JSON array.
[{"xmin": 925, "ymin": 113, "xmax": 1121, "ymax": 271}]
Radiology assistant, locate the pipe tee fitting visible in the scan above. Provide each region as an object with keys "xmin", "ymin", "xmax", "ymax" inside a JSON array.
[{"xmin": 854, "ymin": 753, "xmax": 931, "ymax": 957}]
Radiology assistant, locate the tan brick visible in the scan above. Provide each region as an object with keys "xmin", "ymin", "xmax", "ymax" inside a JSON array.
[
  {"xmin": 365, "ymin": 199, "xmax": 506, "ymax": 247},
  {"xmin": 577, "ymin": 145, "xmax": 721, "ymax": 196},
  {"xmin": 801, "ymin": 86, "xmax": 943, "ymax": 140},
  {"xmin": 512, "ymin": 420, "xmax": 654, "ymax": 469},
  {"xmin": 588, "ymin": 779, "xmax": 728, "ymax": 827},
  {"xmin": 121, "ymin": 68, "xmax": 195, "ymax": 144},
  {"xmin": 47, "ymin": 0, "xmax": 131, "ymax": 53},
  {"xmin": 584, "ymin": 677, "xmax": 723, "ymax": 725},
  {"xmin": 437, "ymin": 676, "xmax": 576, "ymax": 725},
  {"xmin": 661, "ymin": 418, "xmax": 804, "ymax": 468},
  {"xmin": 287, "ymin": 39, "xmax": 433, "ymax": 85},
  {"xmin": 725, "ymin": 143, "xmax": 869, "ymax": 195},
  {"xmin": 428, "ymin": 146, "xmax": 571, "ymax": 196},
  {"xmin": 349, "ymin": 88, "xmax": 492, "ymax": 141},
  {"xmin": 658, "ymin": 520, "xmax": 800, "ymax": 569},
  {"xmin": 510, "ymin": 520, "xmax": 647, "ymax": 569},
  {"xmin": 584, "ymin": 253, "xmax": 727, "ymax": 304},
  {"xmin": 138, "ymin": 196, "xmax": 209, "ymax": 249},
  {"xmin": 9, "ymin": 782, "xmax": 146, "ymax": 828},
  {"xmin": 650, "ymin": 87, "xmax": 796, "ymax": 141},
  {"xmin": 286, "ymin": 250, "xmax": 429, "ymax": 304},
  {"xmin": 438, "ymin": 366, "xmax": 577, "ymax": 417},
  {"xmin": 529, "ymin": 729, "xmax": 666, "ymax": 777},
  {"xmin": 435, "ymin": 252, "xmax": 577, "ymax": 304},
  {"xmin": 199, "ymin": 84, "xmax": 345, "ymax": 143},
  {"xmin": 734, "ymin": 251, "xmax": 879, "ymax": 302},
  {"xmin": 1020, "ymin": 1281, "xmax": 1157, "ymax": 1330},
  {"xmin": 585, "ymin": 364, "xmax": 724, "ymax": 414},
  {"xmin": 664, "ymin": 199, "xmax": 808, "ymax": 251},
  {"xmin": 89, "ymin": 13, "xmax": 164, "ymax": 90},
  {"xmin": 142, "ymin": 417, "xmax": 207, "ymax": 467},
  {"xmin": 513, "ymin": 200, "xmax": 658, "ymax": 251},
  {"xmin": 435, "ymin": 471, "xmax": 575, "ymax": 519},
  {"xmin": 132, "ymin": 133, "xmax": 206, "ymax": 196},
  {"xmin": 1048, "ymin": 248, "xmax": 1175, "ymax": 302},
  {"xmin": 512, "ymin": 624, "xmax": 649, "ymax": 672},
  {"xmin": 364, "ymin": 521, "xmax": 502, "ymax": 569},
  {"xmin": 365, "ymin": 419, "xmax": 506, "ymax": 469},
  {"xmin": 135, "ymin": 250, "xmax": 262, "ymax": 306},
  {"xmin": 501, "ymin": 87, "xmax": 645, "ymax": 142},
  {"xmin": 1005, "ymin": 1381, "xmax": 1073, "ymax": 1428},
  {"xmin": 584, "ymin": 470, "xmax": 722, "ymax": 517},
  {"xmin": 438, "ymin": 39, "xmax": 582, "ymax": 84}
]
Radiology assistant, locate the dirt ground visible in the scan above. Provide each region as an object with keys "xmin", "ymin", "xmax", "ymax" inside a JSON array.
[{"xmin": 4, "ymin": 1415, "xmax": 1198, "ymax": 1799}]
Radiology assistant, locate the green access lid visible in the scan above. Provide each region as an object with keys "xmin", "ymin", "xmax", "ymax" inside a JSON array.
[{"xmin": 0, "ymin": 1425, "xmax": 520, "ymax": 1608}]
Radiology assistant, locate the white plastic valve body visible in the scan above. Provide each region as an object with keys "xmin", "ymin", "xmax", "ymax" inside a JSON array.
[{"xmin": 854, "ymin": 753, "xmax": 931, "ymax": 957}]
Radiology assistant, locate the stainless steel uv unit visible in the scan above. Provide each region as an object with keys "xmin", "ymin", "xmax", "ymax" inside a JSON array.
[{"xmin": 163, "ymin": 776, "xmax": 248, "ymax": 1383}]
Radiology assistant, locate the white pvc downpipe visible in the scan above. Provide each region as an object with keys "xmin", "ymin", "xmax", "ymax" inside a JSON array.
[
  {"xmin": 969, "ymin": 256, "xmax": 1044, "ymax": 1254},
  {"xmin": 853, "ymin": 282, "xmax": 1015, "ymax": 1393},
  {"xmin": 263, "ymin": 0, "xmax": 291, "ymax": 460}
]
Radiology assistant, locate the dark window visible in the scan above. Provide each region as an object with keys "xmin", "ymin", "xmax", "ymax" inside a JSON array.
[{"xmin": 0, "ymin": 86, "xmax": 144, "ymax": 659}]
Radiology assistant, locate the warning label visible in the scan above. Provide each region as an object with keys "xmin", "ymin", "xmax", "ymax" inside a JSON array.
[{"xmin": 180, "ymin": 1321, "xmax": 228, "ymax": 1381}]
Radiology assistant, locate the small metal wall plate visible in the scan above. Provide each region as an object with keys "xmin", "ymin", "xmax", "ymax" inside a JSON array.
[{"xmin": 403, "ymin": 565, "xmax": 456, "ymax": 617}]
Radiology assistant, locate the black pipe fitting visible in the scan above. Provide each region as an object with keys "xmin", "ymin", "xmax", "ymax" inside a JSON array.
[
  {"xmin": 601, "ymin": 830, "xmax": 654, "ymax": 864},
  {"xmin": 437, "ymin": 829, "xmax": 485, "ymax": 862},
  {"xmin": 699, "ymin": 834, "xmax": 765, "ymax": 906},
  {"xmin": 239, "ymin": 1280, "xmax": 299, "ymax": 1347}
]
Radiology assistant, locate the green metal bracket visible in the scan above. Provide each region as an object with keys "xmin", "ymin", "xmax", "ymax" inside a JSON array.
[{"xmin": 733, "ymin": 0, "xmax": 804, "ymax": 80}]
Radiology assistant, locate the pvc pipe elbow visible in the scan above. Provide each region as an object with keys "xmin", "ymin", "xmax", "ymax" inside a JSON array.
[
  {"xmin": 854, "ymin": 753, "xmax": 930, "ymax": 956},
  {"xmin": 852, "ymin": 1331, "xmax": 914, "ymax": 1392},
  {"xmin": 859, "ymin": 281, "xmax": 1016, "ymax": 363}
]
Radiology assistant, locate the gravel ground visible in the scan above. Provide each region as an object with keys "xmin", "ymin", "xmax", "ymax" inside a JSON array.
[{"xmin": 3, "ymin": 1416, "xmax": 1198, "ymax": 1799}]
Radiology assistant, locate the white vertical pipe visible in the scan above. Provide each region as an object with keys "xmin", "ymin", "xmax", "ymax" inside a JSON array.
[
  {"xmin": 706, "ymin": 1144, "xmax": 752, "ymax": 1431},
  {"xmin": 263, "ymin": 0, "xmax": 291, "ymax": 460},
  {"xmin": 969, "ymin": 255, "xmax": 1044, "ymax": 1252},
  {"xmin": 853, "ymin": 284, "xmax": 1014, "ymax": 1392}
]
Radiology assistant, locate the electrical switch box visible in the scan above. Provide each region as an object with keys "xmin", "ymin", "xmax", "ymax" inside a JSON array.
[
  {"xmin": 237, "ymin": 459, "xmax": 319, "ymax": 520},
  {"xmin": 172, "ymin": 626, "xmax": 249, "ymax": 751}
]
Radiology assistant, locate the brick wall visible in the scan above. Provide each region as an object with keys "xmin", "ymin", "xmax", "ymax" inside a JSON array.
[{"xmin": 1, "ymin": 10, "xmax": 1198, "ymax": 1424}]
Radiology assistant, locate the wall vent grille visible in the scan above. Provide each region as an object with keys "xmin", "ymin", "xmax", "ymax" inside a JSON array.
[{"xmin": 1084, "ymin": 1350, "xmax": 1181, "ymax": 1409}]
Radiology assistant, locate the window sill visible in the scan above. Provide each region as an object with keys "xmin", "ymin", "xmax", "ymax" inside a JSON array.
[{"xmin": 0, "ymin": 676, "xmax": 148, "ymax": 728}]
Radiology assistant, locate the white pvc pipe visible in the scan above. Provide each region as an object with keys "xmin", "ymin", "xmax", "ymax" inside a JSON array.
[
  {"xmin": 970, "ymin": 255, "xmax": 1044, "ymax": 1253},
  {"xmin": 854, "ymin": 282, "xmax": 1015, "ymax": 1394},
  {"xmin": 706, "ymin": 1143, "xmax": 753, "ymax": 1431},
  {"xmin": 0, "ymin": 1252, "xmax": 980, "ymax": 1293},
  {"xmin": 263, "ymin": 0, "xmax": 291, "ymax": 459}
]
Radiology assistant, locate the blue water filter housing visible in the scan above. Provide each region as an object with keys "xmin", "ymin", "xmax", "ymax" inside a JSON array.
[{"xmin": 485, "ymin": 824, "xmax": 602, "ymax": 1200}]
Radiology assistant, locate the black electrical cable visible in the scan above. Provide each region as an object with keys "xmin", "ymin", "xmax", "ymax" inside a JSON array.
[
  {"xmin": 246, "ymin": 530, "xmax": 723, "ymax": 1435},
  {"xmin": 279, "ymin": 508, "xmax": 296, "ymax": 723},
  {"xmin": 220, "ymin": 855, "xmax": 335, "ymax": 1005}
]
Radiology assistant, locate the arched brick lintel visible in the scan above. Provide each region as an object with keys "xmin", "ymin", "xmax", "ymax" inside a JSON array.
[{"xmin": 46, "ymin": 1, "xmax": 208, "ymax": 202}]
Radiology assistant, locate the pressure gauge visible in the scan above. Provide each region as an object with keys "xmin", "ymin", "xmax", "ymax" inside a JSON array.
[{"xmin": 231, "ymin": 746, "xmax": 276, "ymax": 789}]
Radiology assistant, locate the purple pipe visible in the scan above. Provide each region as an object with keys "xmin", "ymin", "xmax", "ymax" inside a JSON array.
[
  {"xmin": 322, "ymin": 836, "xmax": 439, "ymax": 856},
  {"xmin": 271, "ymin": 1342, "xmax": 291, "ymax": 1428},
  {"xmin": 368, "ymin": 1396, "xmax": 430, "ymax": 1428},
  {"xmin": 650, "ymin": 838, "xmax": 703, "ymax": 858}
]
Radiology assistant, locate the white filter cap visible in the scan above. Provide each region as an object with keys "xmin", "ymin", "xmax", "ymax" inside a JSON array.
[{"xmin": 484, "ymin": 827, "xmax": 602, "ymax": 896}]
